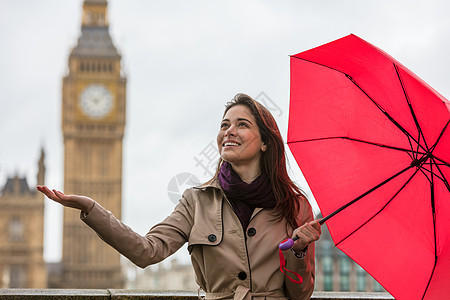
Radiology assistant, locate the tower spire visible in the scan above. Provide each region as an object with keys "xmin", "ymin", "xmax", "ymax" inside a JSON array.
[
  {"xmin": 37, "ymin": 147, "xmax": 45, "ymax": 186},
  {"xmin": 71, "ymin": 0, "xmax": 119, "ymax": 58},
  {"xmin": 82, "ymin": 0, "xmax": 108, "ymax": 27}
]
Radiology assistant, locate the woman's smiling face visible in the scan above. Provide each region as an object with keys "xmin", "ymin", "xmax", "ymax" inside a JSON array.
[{"xmin": 217, "ymin": 105, "xmax": 266, "ymax": 169}]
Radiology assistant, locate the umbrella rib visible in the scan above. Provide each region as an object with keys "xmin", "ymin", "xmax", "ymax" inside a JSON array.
[
  {"xmin": 427, "ymin": 119, "xmax": 450, "ymax": 190},
  {"xmin": 422, "ymin": 163, "xmax": 437, "ymax": 300},
  {"xmin": 394, "ymin": 63, "xmax": 431, "ymax": 151},
  {"xmin": 432, "ymin": 155, "xmax": 450, "ymax": 167},
  {"xmin": 345, "ymin": 75, "xmax": 428, "ymax": 154},
  {"xmin": 334, "ymin": 166, "xmax": 421, "ymax": 247},
  {"xmin": 430, "ymin": 156, "xmax": 450, "ymax": 192},
  {"xmin": 288, "ymin": 136, "xmax": 420, "ymax": 154},
  {"xmin": 430, "ymin": 119, "xmax": 450, "ymax": 153},
  {"xmin": 405, "ymin": 135, "xmax": 417, "ymax": 160},
  {"xmin": 319, "ymin": 162, "xmax": 419, "ymax": 225},
  {"xmin": 290, "ymin": 56, "xmax": 427, "ymax": 153},
  {"xmin": 430, "ymin": 161, "xmax": 436, "ymax": 214},
  {"xmin": 418, "ymin": 163, "xmax": 445, "ymax": 184},
  {"xmin": 290, "ymin": 55, "xmax": 344, "ymax": 74}
]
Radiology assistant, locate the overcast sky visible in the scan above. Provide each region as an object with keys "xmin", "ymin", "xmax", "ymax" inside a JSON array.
[{"xmin": 1, "ymin": 0, "xmax": 450, "ymax": 264}]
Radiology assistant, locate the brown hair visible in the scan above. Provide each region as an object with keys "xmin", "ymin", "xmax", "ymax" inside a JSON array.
[{"xmin": 211, "ymin": 93, "xmax": 305, "ymax": 229}]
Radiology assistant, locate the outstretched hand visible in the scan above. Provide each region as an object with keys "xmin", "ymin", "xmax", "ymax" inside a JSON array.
[
  {"xmin": 291, "ymin": 219, "xmax": 322, "ymax": 252},
  {"xmin": 37, "ymin": 185, "xmax": 95, "ymax": 213}
]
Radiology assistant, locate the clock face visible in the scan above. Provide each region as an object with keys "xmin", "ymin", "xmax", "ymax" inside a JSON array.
[{"xmin": 79, "ymin": 84, "xmax": 113, "ymax": 118}]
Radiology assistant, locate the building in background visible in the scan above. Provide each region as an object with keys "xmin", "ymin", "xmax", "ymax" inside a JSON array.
[
  {"xmin": 56, "ymin": 0, "xmax": 127, "ymax": 288},
  {"xmin": 0, "ymin": 150, "xmax": 47, "ymax": 288},
  {"xmin": 314, "ymin": 213, "xmax": 385, "ymax": 292},
  {"xmin": 123, "ymin": 258, "xmax": 198, "ymax": 291}
]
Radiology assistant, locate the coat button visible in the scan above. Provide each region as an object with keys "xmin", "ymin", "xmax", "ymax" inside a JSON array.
[
  {"xmin": 247, "ymin": 227, "xmax": 256, "ymax": 237},
  {"xmin": 238, "ymin": 271, "xmax": 247, "ymax": 280},
  {"xmin": 208, "ymin": 234, "xmax": 217, "ymax": 242}
]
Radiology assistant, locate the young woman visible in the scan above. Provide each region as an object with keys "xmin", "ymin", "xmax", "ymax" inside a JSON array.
[{"xmin": 38, "ymin": 93, "xmax": 321, "ymax": 300}]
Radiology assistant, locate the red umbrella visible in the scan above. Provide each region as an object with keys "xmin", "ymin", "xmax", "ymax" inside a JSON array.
[{"xmin": 288, "ymin": 34, "xmax": 450, "ymax": 300}]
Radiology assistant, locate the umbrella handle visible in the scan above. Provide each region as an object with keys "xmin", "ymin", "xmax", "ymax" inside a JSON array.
[
  {"xmin": 279, "ymin": 218, "xmax": 325, "ymax": 250},
  {"xmin": 278, "ymin": 236, "xmax": 299, "ymax": 250}
]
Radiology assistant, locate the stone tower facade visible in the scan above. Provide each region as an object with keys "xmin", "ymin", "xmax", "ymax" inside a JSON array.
[
  {"xmin": 0, "ymin": 150, "xmax": 47, "ymax": 288},
  {"xmin": 60, "ymin": 0, "xmax": 126, "ymax": 288}
]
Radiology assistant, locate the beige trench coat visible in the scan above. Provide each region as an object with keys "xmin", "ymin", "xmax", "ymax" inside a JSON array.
[{"xmin": 82, "ymin": 179, "xmax": 315, "ymax": 300}]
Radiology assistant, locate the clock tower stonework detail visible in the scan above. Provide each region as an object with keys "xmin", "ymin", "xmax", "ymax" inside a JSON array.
[{"xmin": 61, "ymin": 0, "xmax": 125, "ymax": 288}]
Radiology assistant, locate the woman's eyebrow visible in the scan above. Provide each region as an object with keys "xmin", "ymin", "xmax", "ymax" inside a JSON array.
[
  {"xmin": 237, "ymin": 118, "xmax": 253, "ymax": 124},
  {"xmin": 221, "ymin": 117, "xmax": 253, "ymax": 124}
]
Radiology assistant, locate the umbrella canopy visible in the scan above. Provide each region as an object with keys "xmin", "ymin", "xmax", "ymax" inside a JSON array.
[{"xmin": 288, "ymin": 34, "xmax": 450, "ymax": 300}]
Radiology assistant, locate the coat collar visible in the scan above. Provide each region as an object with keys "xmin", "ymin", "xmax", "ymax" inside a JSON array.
[
  {"xmin": 193, "ymin": 176, "xmax": 221, "ymax": 191},
  {"xmin": 194, "ymin": 177, "xmax": 266, "ymax": 223}
]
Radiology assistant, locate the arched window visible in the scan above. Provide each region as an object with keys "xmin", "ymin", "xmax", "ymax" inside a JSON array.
[
  {"xmin": 9, "ymin": 216, "xmax": 24, "ymax": 241},
  {"xmin": 339, "ymin": 254, "xmax": 351, "ymax": 291},
  {"xmin": 99, "ymin": 147, "xmax": 109, "ymax": 176},
  {"xmin": 98, "ymin": 13, "xmax": 105, "ymax": 26},
  {"xmin": 86, "ymin": 12, "xmax": 92, "ymax": 24},
  {"xmin": 321, "ymin": 240, "xmax": 333, "ymax": 291},
  {"xmin": 356, "ymin": 265, "xmax": 366, "ymax": 292},
  {"xmin": 10, "ymin": 265, "xmax": 27, "ymax": 288}
]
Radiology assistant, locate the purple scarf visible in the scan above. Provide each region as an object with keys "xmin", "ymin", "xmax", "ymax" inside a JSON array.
[{"xmin": 218, "ymin": 161, "xmax": 276, "ymax": 230}]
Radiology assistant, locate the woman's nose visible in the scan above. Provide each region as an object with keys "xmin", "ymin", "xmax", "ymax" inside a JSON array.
[{"xmin": 225, "ymin": 125, "xmax": 236, "ymax": 136}]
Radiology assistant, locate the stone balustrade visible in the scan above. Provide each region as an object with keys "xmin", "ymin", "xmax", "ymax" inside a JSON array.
[{"xmin": 0, "ymin": 289, "xmax": 394, "ymax": 299}]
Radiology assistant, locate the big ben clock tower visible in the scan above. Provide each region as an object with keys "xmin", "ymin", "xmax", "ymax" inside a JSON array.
[{"xmin": 61, "ymin": 0, "xmax": 125, "ymax": 288}]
